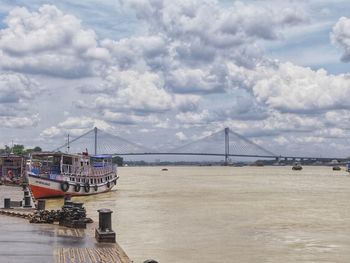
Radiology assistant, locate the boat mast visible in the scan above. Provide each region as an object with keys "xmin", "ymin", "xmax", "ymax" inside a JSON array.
[{"xmin": 67, "ymin": 134, "xmax": 70, "ymax": 153}]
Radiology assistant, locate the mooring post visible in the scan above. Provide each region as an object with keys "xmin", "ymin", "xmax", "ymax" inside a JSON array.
[
  {"xmin": 23, "ymin": 196, "xmax": 32, "ymax": 208},
  {"xmin": 64, "ymin": 194, "xmax": 71, "ymax": 205},
  {"xmin": 224, "ymin": 127, "xmax": 229, "ymax": 166},
  {"xmin": 4, "ymin": 198, "xmax": 11, "ymax": 209},
  {"xmin": 37, "ymin": 199, "xmax": 46, "ymax": 210},
  {"xmin": 95, "ymin": 208, "xmax": 116, "ymax": 243}
]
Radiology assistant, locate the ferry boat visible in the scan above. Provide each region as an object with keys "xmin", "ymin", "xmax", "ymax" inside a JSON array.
[{"xmin": 27, "ymin": 152, "xmax": 118, "ymax": 199}]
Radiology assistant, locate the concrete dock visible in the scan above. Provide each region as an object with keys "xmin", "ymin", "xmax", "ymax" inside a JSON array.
[{"xmin": 0, "ymin": 185, "xmax": 132, "ymax": 263}]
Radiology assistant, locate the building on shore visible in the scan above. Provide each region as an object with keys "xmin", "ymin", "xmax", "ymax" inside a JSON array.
[{"xmin": 0, "ymin": 154, "xmax": 26, "ymax": 185}]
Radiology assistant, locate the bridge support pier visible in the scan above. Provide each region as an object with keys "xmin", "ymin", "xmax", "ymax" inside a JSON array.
[{"xmin": 224, "ymin": 128, "xmax": 229, "ymax": 166}]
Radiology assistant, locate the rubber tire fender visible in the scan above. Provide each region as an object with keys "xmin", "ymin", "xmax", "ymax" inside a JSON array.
[
  {"xmin": 74, "ymin": 183, "xmax": 81, "ymax": 192},
  {"xmin": 60, "ymin": 181, "xmax": 69, "ymax": 192},
  {"xmin": 84, "ymin": 183, "xmax": 90, "ymax": 193}
]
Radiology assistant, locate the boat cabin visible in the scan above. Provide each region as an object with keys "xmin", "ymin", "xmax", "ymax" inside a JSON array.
[{"xmin": 0, "ymin": 154, "xmax": 26, "ymax": 184}]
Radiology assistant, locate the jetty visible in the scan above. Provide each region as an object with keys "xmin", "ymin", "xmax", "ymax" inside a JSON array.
[{"xmin": 0, "ymin": 185, "xmax": 132, "ymax": 263}]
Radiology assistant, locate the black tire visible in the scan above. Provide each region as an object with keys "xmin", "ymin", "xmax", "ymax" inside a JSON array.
[
  {"xmin": 74, "ymin": 184, "xmax": 81, "ymax": 192},
  {"xmin": 60, "ymin": 181, "xmax": 69, "ymax": 192},
  {"xmin": 107, "ymin": 182, "xmax": 111, "ymax": 188},
  {"xmin": 84, "ymin": 183, "xmax": 90, "ymax": 193},
  {"xmin": 94, "ymin": 184, "xmax": 98, "ymax": 191}
]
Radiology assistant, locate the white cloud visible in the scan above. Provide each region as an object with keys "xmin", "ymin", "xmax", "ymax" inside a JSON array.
[
  {"xmin": 176, "ymin": 110, "xmax": 210, "ymax": 125},
  {"xmin": 0, "ymin": 72, "xmax": 44, "ymax": 128},
  {"xmin": 228, "ymin": 61, "xmax": 350, "ymax": 113},
  {"xmin": 1, "ymin": 115, "xmax": 39, "ymax": 128},
  {"xmin": 102, "ymin": 110, "xmax": 161, "ymax": 125},
  {"xmin": 331, "ymin": 16, "xmax": 350, "ymax": 62},
  {"xmin": 40, "ymin": 126, "xmax": 61, "ymax": 138},
  {"xmin": 0, "ymin": 5, "xmax": 110, "ymax": 78},
  {"xmin": 0, "ymin": 72, "xmax": 42, "ymax": 104},
  {"xmin": 175, "ymin": 131, "xmax": 187, "ymax": 141},
  {"xmin": 41, "ymin": 116, "xmax": 113, "ymax": 139}
]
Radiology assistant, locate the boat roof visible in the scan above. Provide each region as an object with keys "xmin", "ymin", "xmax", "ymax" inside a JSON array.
[
  {"xmin": 0, "ymin": 153, "xmax": 24, "ymax": 159},
  {"xmin": 31, "ymin": 151, "xmax": 81, "ymax": 157},
  {"xmin": 30, "ymin": 152, "xmax": 113, "ymax": 159}
]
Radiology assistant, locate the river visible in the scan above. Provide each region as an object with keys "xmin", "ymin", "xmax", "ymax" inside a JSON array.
[{"xmin": 54, "ymin": 166, "xmax": 350, "ymax": 262}]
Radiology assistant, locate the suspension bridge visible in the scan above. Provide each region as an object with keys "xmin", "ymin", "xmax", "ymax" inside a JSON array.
[{"xmin": 53, "ymin": 127, "xmax": 350, "ymax": 164}]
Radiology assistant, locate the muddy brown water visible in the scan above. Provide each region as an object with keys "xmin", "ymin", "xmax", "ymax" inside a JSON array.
[{"xmin": 26, "ymin": 166, "xmax": 350, "ymax": 262}]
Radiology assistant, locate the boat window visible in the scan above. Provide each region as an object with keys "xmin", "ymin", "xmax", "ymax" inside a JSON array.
[{"xmin": 63, "ymin": 156, "xmax": 73, "ymax": 165}]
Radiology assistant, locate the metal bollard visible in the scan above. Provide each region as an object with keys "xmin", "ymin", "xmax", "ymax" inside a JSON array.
[
  {"xmin": 64, "ymin": 194, "xmax": 71, "ymax": 205},
  {"xmin": 98, "ymin": 208, "xmax": 113, "ymax": 232},
  {"xmin": 95, "ymin": 208, "xmax": 116, "ymax": 243},
  {"xmin": 73, "ymin": 202, "xmax": 83, "ymax": 209},
  {"xmin": 23, "ymin": 196, "xmax": 32, "ymax": 208},
  {"xmin": 37, "ymin": 199, "xmax": 46, "ymax": 210},
  {"xmin": 4, "ymin": 198, "xmax": 11, "ymax": 209}
]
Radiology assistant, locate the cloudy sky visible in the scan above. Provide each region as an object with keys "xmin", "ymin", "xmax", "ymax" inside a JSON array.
[{"xmin": 1, "ymin": 0, "xmax": 350, "ymax": 158}]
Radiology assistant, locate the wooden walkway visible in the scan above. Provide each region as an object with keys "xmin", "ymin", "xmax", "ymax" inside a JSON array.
[{"xmin": 55, "ymin": 246, "xmax": 131, "ymax": 263}]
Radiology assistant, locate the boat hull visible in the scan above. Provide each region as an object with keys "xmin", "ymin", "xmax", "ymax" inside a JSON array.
[{"xmin": 28, "ymin": 174, "xmax": 118, "ymax": 199}]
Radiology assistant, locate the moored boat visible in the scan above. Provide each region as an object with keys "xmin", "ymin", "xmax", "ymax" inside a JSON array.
[
  {"xmin": 27, "ymin": 152, "xmax": 118, "ymax": 199},
  {"xmin": 332, "ymin": 166, "xmax": 341, "ymax": 171},
  {"xmin": 292, "ymin": 163, "xmax": 303, "ymax": 170}
]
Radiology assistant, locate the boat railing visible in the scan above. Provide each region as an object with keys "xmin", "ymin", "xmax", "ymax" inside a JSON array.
[
  {"xmin": 61, "ymin": 164, "xmax": 74, "ymax": 174},
  {"xmin": 61, "ymin": 164, "xmax": 117, "ymax": 177},
  {"xmin": 91, "ymin": 165, "xmax": 115, "ymax": 176}
]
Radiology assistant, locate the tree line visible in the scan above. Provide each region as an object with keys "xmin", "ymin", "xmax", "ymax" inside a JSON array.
[
  {"xmin": 0, "ymin": 145, "xmax": 123, "ymax": 165},
  {"xmin": 0, "ymin": 145, "xmax": 42, "ymax": 155}
]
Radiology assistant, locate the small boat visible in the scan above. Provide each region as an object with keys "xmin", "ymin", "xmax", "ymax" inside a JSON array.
[
  {"xmin": 332, "ymin": 166, "xmax": 341, "ymax": 171},
  {"xmin": 161, "ymin": 168, "xmax": 168, "ymax": 171},
  {"xmin": 27, "ymin": 152, "xmax": 118, "ymax": 199},
  {"xmin": 292, "ymin": 163, "xmax": 303, "ymax": 170}
]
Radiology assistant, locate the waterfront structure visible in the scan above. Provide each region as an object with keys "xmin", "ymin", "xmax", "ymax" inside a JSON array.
[
  {"xmin": 0, "ymin": 154, "xmax": 26, "ymax": 185},
  {"xmin": 27, "ymin": 152, "xmax": 118, "ymax": 198}
]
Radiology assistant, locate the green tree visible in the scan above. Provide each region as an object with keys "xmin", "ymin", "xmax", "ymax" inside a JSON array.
[
  {"xmin": 12, "ymin": 144, "xmax": 24, "ymax": 154},
  {"xmin": 33, "ymin": 146, "xmax": 42, "ymax": 152},
  {"xmin": 112, "ymin": 156, "xmax": 123, "ymax": 166}
]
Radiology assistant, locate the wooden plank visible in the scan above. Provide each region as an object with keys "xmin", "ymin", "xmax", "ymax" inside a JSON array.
[{"xmin": 54, "ymin": 247, "xmax": 132, "ymax": 263}]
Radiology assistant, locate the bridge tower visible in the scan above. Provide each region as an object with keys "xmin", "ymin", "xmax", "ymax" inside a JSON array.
[
  {"xmin": 94, "ymin": 127, "xmax": 98, "ymax": 155},
  {"xmin": 225, "ymin": 127, "xmax": 229, "ymax": 166}
]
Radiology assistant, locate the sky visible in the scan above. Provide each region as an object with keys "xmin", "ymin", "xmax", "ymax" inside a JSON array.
[{"xmin": 1, "ymin": 0, "xmax": 350, "ymax": 159}]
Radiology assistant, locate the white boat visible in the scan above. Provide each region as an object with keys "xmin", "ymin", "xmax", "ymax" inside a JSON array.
[{"xmin": 27, "ymin": 152, "xmax": 118, "ymax": 199}]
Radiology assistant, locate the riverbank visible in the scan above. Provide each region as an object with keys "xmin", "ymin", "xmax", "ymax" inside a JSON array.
[{"xmin": 0, "ymin": 185, "xmax": 132, "ymax": 263}]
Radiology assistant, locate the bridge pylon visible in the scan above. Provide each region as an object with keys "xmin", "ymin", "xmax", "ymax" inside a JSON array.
[
  {"xmin": 94, "ymin": 127, "xmax": 98, "ymax": 155},
  {"xmin": 225, "ymin": 127, "xmax": 229, "ymax": 166}
]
